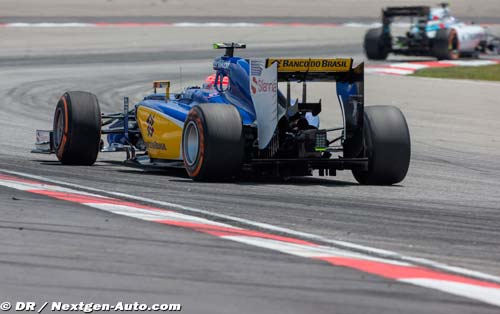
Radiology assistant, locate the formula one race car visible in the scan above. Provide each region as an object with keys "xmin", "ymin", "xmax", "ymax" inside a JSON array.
[
  {"xmin": 33, "ymin": 43, "xmax": 411, "ymax": 185},
  {"xmin": 364, "ymin": 3, "xmax": 500, "ymax": 60}
]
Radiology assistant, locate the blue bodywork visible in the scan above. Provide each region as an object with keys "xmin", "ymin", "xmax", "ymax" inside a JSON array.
[
  {"xmin": 107, "ymin": 54, "xmax": 361, "ymax": 145},
  {"xmin": 108, "ymin": 55, "xmax": 255, "ymax": 145},
  {"xmin": 145, "ymin": 55, "xmax": 256, "ymax": 124}
]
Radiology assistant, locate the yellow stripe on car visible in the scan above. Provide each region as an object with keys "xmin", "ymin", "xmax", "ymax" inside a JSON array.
[{"xmin": 136, "ymin": 106, "xmax": 183, "ymax": 160}]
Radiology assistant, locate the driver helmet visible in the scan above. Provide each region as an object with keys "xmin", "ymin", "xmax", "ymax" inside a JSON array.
[
  {"xmin": 430, "ymin": 7, "xmax": 450, "ymax": 21},
  {"xmin": 203, "ymin": 74, "xmax": 229, "ymax": 89}
]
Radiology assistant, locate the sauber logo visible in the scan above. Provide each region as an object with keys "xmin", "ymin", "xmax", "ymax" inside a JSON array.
[
  {"xmin": 251, "ymin": 77, "xmax": 277, "ymax": 95},
  {"xmin": 146, "ymin": 114, "xmax": 155, "ymax": 137}
]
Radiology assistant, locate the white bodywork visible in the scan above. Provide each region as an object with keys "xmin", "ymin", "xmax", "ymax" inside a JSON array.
[
  {"xmin": 454, "ymin": 24, "xmax": 487, "ymax": 52},
  {"xmin": 249, "ymin": 59, "xmax": 279, "ymax": 149},
  {"xmin": 407, "ymin": 6, "xmax": 487, "ymax": 53}
]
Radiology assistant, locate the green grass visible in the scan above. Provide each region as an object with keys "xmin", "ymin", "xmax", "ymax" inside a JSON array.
[{"xmin": 412, "ymin": 64, "xmax": 500, "ymax": 81}]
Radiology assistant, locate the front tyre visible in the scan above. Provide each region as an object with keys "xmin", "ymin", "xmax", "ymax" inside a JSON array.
[
  {"xmin": 53, "ymin": 91, "xmax": 101, "ymax": 165},
  {"xmin": 182, "ymin": 104, "xmax": 244, "ymax": 181},
  {"xmin": 352, "ymin": 106, "xmax": 411, "ymax": 185}
]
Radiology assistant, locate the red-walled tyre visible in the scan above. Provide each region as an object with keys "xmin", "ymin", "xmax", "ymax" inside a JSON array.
[
  {"xmin": 53, "ymin": 91, "xmax": 101, "ymax": 165},
  {"xmin": 182, "ymin": 104, "xmax": 244, "ymax": 181}
]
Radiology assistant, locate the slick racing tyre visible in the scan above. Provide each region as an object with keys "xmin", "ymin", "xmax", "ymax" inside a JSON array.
[
  {"xmin": 364, "ymin": 28, "xmax": 390, "ymax": 60},
  {"xmin": 53, "ymin": 91, "xmax": 101, "ymax": 165},
  {"xmin": 352, "ymin": 106, "xmax": 411, "ymax": 185},
  {"xmin": 182, "ymin": 104, "xmax": 244, "ymax": 181},
  {"xmin": 432, "ymin": 28, "xmax": 460, "ymax": 60}
]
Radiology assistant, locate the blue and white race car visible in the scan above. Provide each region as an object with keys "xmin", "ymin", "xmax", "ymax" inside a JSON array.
[
  {"xmin": 33, "ymin": 43, "xmax": 411, "ymax": 185},
  {"xmin": 364, "ymin": 3, "xmax": 500, "ymax": 60}
]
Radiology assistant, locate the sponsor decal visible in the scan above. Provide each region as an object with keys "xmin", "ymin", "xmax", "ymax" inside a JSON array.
[
  {"xmin": 266, "ymin": 58, "xmax": 352, "ymax": 72},
  {"xmin": 136, "ymin": 106, "xmax": 182, "ymax": 160},
  {"xmin": 250, "ymin": 59, "xmax": 277, "ymax": 95},
  {"xmin": 251, "ymin": 77, "xmax": 277, "ymax": 95},
  {"xmin": 145, "ymin": 141, "xmax": 167, "ymax": 151},
  {"xmin": 146, "ymin": 114, "xmax": 155, "ymax": 137}
]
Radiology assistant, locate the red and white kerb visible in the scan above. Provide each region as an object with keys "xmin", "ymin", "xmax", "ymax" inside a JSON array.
[{"xmin": 0, "ymin": 172, "xmax": 499, "ymax": 307}]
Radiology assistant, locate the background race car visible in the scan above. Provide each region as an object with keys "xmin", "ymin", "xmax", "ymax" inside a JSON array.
[
  {"xmin": 364, "ymin": 3, "xmax": 500, "ymax": 60},
  {"xmin": 33, "ymin": 43, "xmax": 411, "ymax": 185}
]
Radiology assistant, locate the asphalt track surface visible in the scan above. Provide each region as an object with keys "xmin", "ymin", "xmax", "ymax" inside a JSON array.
[
  {"xmin": 1, "ymin": 15, "xmax": 500, "ymax": 314},
  {"xmin": 3, "ymin": 0, "xmax": 500, "ymax": 18}
]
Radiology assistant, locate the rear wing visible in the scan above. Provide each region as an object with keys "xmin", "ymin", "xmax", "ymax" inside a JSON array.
[
  {"xmin": 265, "ymin": 58, "xmax": 363, "ymax": 83},
  {"xmin": 381, "ymin": 6, "xmax": 431, "ymax": 32},
  {"xmin": 250, "ymin": 58, "xmax": 364, "ymax": 149},
  {"xmin": 383, "ymin": 6, "xmax": 430, "ymax": 18}
]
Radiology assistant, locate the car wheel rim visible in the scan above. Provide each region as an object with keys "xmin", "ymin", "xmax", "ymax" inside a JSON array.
[
  {"xmin": 184, "ymin": 121, "xmax": 199, "ymax": 166},
  {"xmin": 54, "ymin": 107, "xmax": 64, "ymax": 148},
  {"xmin": 449, "ymin": 31, "xmax": 459, "ymax": 58}
]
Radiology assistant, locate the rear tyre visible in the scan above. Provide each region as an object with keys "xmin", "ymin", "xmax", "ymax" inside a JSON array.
[
  {"xmin": 182, "ymin": 104, "xmax": 244, "ymax": 181},
  {"xmin": 352, "ymin": 106, "xmax": 411, "ymax": 185},
  {"xmin": 432, "ymin": 28, "xmax": 460, "ymax": 60},
  {"xmin": 53, "ymin": 91, "xmax": 101, "ymax": 165},
  {"xmin": 364, "ymin": 28, "xmax": 390, "ymax": 60}
]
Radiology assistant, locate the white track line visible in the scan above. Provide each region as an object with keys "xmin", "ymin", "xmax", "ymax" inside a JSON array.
[
  {"xmin": 366, "ymin": 67, "xmax": 416, "ymax": 75},
  {"xmin": 1, "ymin": 169, "xmax": 500, "ymax": 306},
  {"xmin": 1, "ymin": 168, "xmax": 500, "ymax": 285}
]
